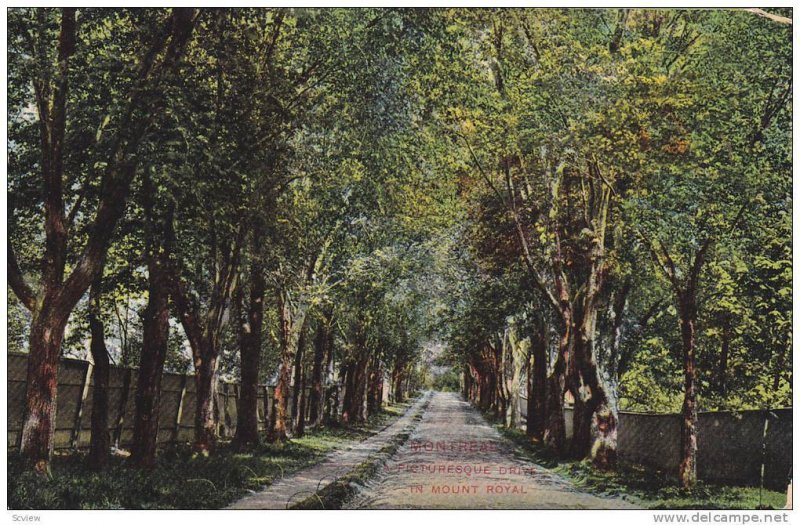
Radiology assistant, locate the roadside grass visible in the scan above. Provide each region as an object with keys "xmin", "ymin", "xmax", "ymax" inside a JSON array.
[
  {"xmin": 290, "ymin": 395, "xmax": 429, "ymax": 509},
  {"xmin": 289, "ymin": 429, "xmax": 413, "ymax": 509},
  {"xmin": 499, "ymin": 425, "xmax": 787, "ymax": 510},
  {"xmin": 8, "ymin": 402, "xmax": 412, "ymax": 510}
]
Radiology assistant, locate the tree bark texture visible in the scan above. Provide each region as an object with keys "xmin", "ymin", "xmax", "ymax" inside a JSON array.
[
  {"xmin": 88, "ymin": 276, "xmax": 110, "ymax": 470},
  {"xmin": 13, "ymin": 8, "xmax": 197, "ymax": 473},
  {"xmin": 233, "ymin": 228, "xmax": 265, "ymax": 448},
  {"xmin": 131, "ymin": 188, "xmax": 174, "ymax": 467}
]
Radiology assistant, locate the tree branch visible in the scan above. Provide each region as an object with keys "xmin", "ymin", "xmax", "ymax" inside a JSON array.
[
  {"xmin": 689, "ymin": 201, "xmax": 750, "ymax": 294},
  {"xmin": 657, "ymin": 239, "xmax": 680, "ymax": 287},
  {"xmin": 56, "ymin": 9, "xmax": 198, "ymax": 316},
  {"xmin": 454, "ymin": 129, "xmax": 509, "ymax": 209},
  {"xmin": 8, "ymin": 242, "xmax": 37, "ymax": 311},
  {"xmin": 42, "ymin": 8, "xmax": 76, "ymax": 288},
  {"xmin": 637, "ymin": 228, "xmax": 679, "ymax": 291},
  {"xmin": 743, "ymin": 8, "xmax": 792, "ymax": 25}
]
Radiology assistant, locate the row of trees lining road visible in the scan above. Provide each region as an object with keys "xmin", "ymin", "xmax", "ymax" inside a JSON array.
[
  {"xmin": 430, "ymin": 8, "xmax": 791, "ymax": 488},
  {"xmin": 8, "ymin": 7, "xmax": 445, "ymax": 473},
  {"xmin": 8, "ymin": 8, "xmax": 791, "ymax": 490}
]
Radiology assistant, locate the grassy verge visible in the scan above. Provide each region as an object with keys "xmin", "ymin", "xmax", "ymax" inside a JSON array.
[
  {"xmin": 289, "ymin": 395, "xmax": 429, "ymax": 509},
  {"xmin": 8, "ymin": 401, "xmax": 413, "ymax": 510},
  {"xmin": 498, "ymin": 425, "xmax": 787, "ymax": 510}
]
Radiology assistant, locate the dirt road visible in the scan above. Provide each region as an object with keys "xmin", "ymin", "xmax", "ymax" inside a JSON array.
[
  {"xmin": 228, "ymin": 394, "xmax": 430, "ymax": 509},
  {"xmin": 346, "ymin": 391, "xmax": 637, "ymax": 509}
]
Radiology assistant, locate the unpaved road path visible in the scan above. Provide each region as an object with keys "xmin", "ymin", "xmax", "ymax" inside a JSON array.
[
  {"xmin": 346, "ymin": 392, "xmax": 637, "ymax": 509},
  {"xmin": 228, "ymin": 394, "xmax": 430, "ymax": 509}
]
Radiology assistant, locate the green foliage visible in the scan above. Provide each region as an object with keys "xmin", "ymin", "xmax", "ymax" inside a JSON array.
[
  {"xmin": 428, "ymin": 367, "xmax": 462, "ymax": 392},
  {"xmin": 428, "ymin": 8, "xmax": 791, "ymax": 413},
  {"xmin": 6, "ymin": 8, "xmax": 791, "ymax": 503}
]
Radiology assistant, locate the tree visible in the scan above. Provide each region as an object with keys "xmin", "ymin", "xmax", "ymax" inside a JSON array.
[
  {"xmin": 130, "ymin": 174, "xmax": 175, "ymax": 467},
  {"xmin": 86, "ymin": 273, "xmax": 109, "ymax": 470},
  {"xmin": 626, "ymin": 8, "xmax": 790, "ymax": 486},
  {"xmin": 8, "ymin": 8, "xmax": 196, "ymax": 473}
]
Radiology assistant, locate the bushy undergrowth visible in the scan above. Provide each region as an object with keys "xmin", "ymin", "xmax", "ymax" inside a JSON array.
[
  {"xmin": 9, "ymin": 404, "xmax": 409, "ymax": 510},
  {"xmin": 500, "ymin": 426, "xmax": 787, "ymax": 510}
]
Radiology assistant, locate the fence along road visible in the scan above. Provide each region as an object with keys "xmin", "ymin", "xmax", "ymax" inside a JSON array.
[
  {"xmin": 516, "ymin": 395, "xmax": 792, "ymax": 490},
  {"xmin": 7, "ymin": 353, "xmax": 283, "ymax": 449}
]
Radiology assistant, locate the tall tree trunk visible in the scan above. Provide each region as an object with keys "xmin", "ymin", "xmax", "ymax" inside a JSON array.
[
  {"xmin": 525, "ymin": 346, "xmax": 534, "ymax": 435},
  {"xmin": 541, "ymin": 220, "xmax": 575, "ymax": 457},
  {"xmin": 476, "ymin": 367, "xmax": 487, "ymax": 409},
  {"xmin": 569, "ymin": 304, "xmax": 597, "ymax": 459},
  {"xmin": 341, "ymin": 362, "xmax": 355, "ymax": 423},
  {"xmin": 463, "ymin": 365, "xmax": 470, "ymax": 401},
  {"xmin": 341, "ymin": 325, "xmax": 369, "ymax": 425},
  {"xmin": 171, "ymin": 230, "xmax": 242, "ymax": 451},
  {"xmin": 327, "ymin": 361, "xmax": 348, "ymax": 424},
  {"xmin": 679, "ymin": 293, "xmax": 699, "ymax": 488},
  {"xmin": 543, "ymin": 373, "xmax": 566, "ymax": 455},
  {"xmin": 474, "ymin": 348, "xmax": 495, "ymax": 412},
  {"xmin": 342, "ymin": 354, "xmax": 369, "ymax": 424},
  {"xmin": 88, "ymin": 274, "xmax": 110, "ymax": 470},
  {"xmin": 569, "ymin": 322, "xmax": 618, "ymax": 466},
  {"xmin": 473, "ymin": 354, "xmax": 488, "ymax": 411},
  {"xmin": 543, "ymin": 306, "xmax": 571, "ymax": 456},
  {"xmin": 468, "ymin": 364, "xmax": 479, "ymax": 403},
  {"xmin": 393, "ymin": 362, "xmax": 406, "ymax": 403},
  {"xmin": 571, "ymin": 314, "xmax": 618, "ymax": 468},
  {"xmin": 509, "ymin": 355, "xmax": 521, "ymax": 428},
  {"xmin": 608, "ymin": 280, "xmax": 631, "ymax": 388},
  {"xmin": 130, "ymin": 278, "xmax": 170, "ymax": 465},
  {"xmin": 503, "ymin": 343, "xmax": 513, "ymax": 421},
  {"xmin": 527, "ymin": 324, "xmax": 548, "ymax": 441},
  {"xmin": 233, "ymin": 230, "xmax": 265, "ymax": 448},
  {"xmin": 647, "ymin": 235, "xmax": 714, "ymax": 488},
  {"xmin": 16, "ymin": 8, "xmax": 77, "ymax": 474},
  {"xmin": 308, "ymin": 323, "xmax": 326, "ymax": 426},
  {"xmin": 309, "ymin": 311, "xmax": 331, "ymax": 427},
  {"xmin": 131, "ymin": 193, "xmax": 173, "ymax": 467},
  {"xmin": 569, "ymin": 296, "xmax": 592, "ymax": 459},
  {"xmin": 291, "ymin": 324, "xmax": 308, "ymax": 431},
  {"xmin": 358, "ymin": 357, "xmax": 370, "ymax": 422},
  {"xmin": 567, "ymin": 180, "xmax": 616, "ymax": 465},
  {"xmin": 377, "ymin": 369, "xmax": 384, "ymax": 407},
  {"xmin": 269, "ymin": 352, "xmax": 293, "ymax": 442},
  {"xmin": 497, "ymin": 343, "xmax": 509, "ymax": 421},
  {"xmin": 21, "ymin": 309, "xmax": 68, "ymax": 474},
  {"xmin": 718, "ymin": 318, "xmax": 731, "ymax": 396},
  {"xmin": 296, "ymin": 377, "xmax": 307, "ymax": 437},
  {"xmin": 193, "ymin": 345, "xmax": 219, "ymax": 452},
  {"xmin": 570, "ymin": 392, "xmax": 591, "ymax": 457},
  {"xmin": 367, "ymin": 359, "xmax": 383, "ymax": 416},
  {"xmin": 267, "ymin": 295, "xmax": 306, "ymax": 442},
  {"xmin": 113, "ymin": 369, "xmax": 132, "ymax": 448},
  {"xmin": 323, "ymin": 330, "xmax": 338, "ymax": 424}
]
